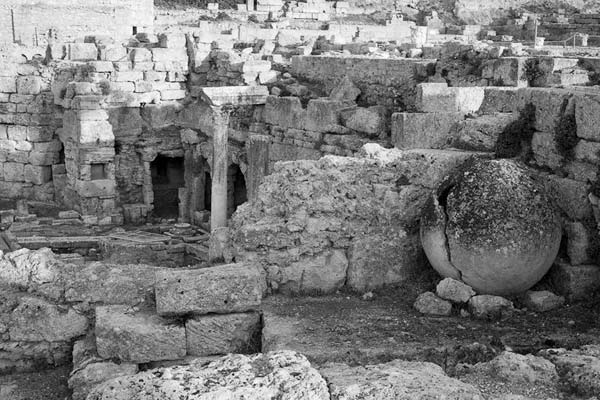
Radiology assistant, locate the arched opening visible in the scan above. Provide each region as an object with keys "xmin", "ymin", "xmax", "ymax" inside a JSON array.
[{"xmin": 150, "ymin": 155, "xmax": 185, "ymax": 218}]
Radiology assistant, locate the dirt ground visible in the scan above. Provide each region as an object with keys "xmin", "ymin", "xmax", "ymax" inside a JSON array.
[{"xmin": 0, "ymin": 365, "xmax": 71, "ymax": 400}]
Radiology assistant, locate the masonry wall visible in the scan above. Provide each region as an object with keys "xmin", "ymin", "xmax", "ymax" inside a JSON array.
[
  {"xmin": 0, "ymin": 0, "xmax": 154, "ymax": 47},
  {"xmin": 290, "ymin": 55, "xmax": 435, "ymax": 110},
  {"xmin": 0, "ymin": 62, "xmax": 62, "ymax": 202}
]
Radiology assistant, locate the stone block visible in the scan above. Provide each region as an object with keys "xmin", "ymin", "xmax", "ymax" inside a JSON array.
[
  {"xmin": 200, "ymin": 85, "xmax": 269, "ymax": 106},
  {"xmin": 68, "ymin": 43, "xmax": 98, "ymax": 61},
  {"xmin": 3, "ymin": 162, "xmax": 24, "ymax": 182},
  {"xmin": 75, "ymin": 179, "xmax": 116, "ymax": 198},
  {"xmin": 575, "ymin": 94, "xmax": 600, "ymax": 142},
  {"xmin": 65, "ymin": 262, "xmax": 163, "ymax": 305},
  {"xmin": 160, "ymin": 89, "xmax": 187, "ymax": 100},
  {"xmin": 95, "ymin": 305, "xmax": 186, "ymax": 363},
  {"xmin": 517, "ymin": 88, "xmax": 571, "ymax": 133},
  {"xmin": 0, "ymin": 77, "xmax": 16, "ymax": 93},
  {"xmin": 7, "ymin": 125, "xmax": 27, "ymax": 141},
  {"xmin": 523, "ymin": 290, "xmax": 565, "ymax": 312},
  {"xmin": 26, "ymin": 126, "xmax": 54, "ymax": 142},
  {"xmin": 152, "ymin": 48, "xmax": 188, "ymax": 62},
  {"xmin": 455, "ymin": 87, "xmax": 485, "ymax": 113},
  {"xmin": 340, "ymin": 106, "xmax": 387, "ymax": 137},
  {"xmin": 23, "ymin": 165, "xmax": 52, "ymax": 184},
  {"xmin": 391, "ymin": 112, "xmax": 464, "ymax": 149},
  {"xmin": 186, "ymin": 312, "xmax": 260, "ymax": 356},
  {"xmin": 436, "ymin": 278, "xmax": 475, "ymax": 303},
  {"xmin": 158, "ymin": 33, "xmax": 187, "ymax": 48},
  {"xmin": 574, "ymin": 139, "xmax": 600, "ymax": 164},
  {"xmin": 565, "ymin": 221, "xmax": 595, "ymax": 266},
  {"xmin": 155, "ymin": 263, "xmax": 265, "ymax": 316},
  {"xmin": 449, "ymin": 113, "xmax": 518, "ymax": 152},
  {"xmin": 468, "ymin": 295, "xmax": 514, "ymax": 319},
  {"xmin": 550, "ymin": 263, "xmax": 600, "ymax": 301},
  {"xmin": 114, "ymin": 71, "xmax": 144, "ymax": 82},
  {"xmin": 532, "ymin": 131, "xmax": 563, "ymax": 170},
  {"xmin": 129, "ymin": 47, "xmax": 152, "ymax": 63},
  {"xmin": 263, "ymin": 96, "xmax": 306, "ymax": 128},
  {"xmin": 481, "ymin": 57, "xmax": 527, "ymax": 87},
  {"xmin": 78, "ymin": 120, "xmax": 114, "ymax": 145},
  {"xmin": 16, "ymin": 76, "xmax": 41, "ymax": 95},
  {"xmin": 545, "ymin": 175, "xmax": 592, "ymax": 220},
  {"xmin": 415, "ymin": 83, "xmax": 455, "ymax": 112},
  {"xmin": 303, "ymin": 99, "xmax": 346, "ymax": 132},
  {"xmin": 9, "ymin": 296, "xmax": 88, "ymax": 342}
]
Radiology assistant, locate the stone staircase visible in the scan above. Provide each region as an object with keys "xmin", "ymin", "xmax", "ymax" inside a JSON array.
[{"xmin": 68, "ymin": 261, "xmax": 266, "ymax": 400}]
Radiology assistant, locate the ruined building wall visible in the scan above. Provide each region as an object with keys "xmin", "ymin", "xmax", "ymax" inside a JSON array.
[
  {"xmin": 290, "ymin": 56, "xmax": 435, "ymax": 110},
  {"xmin": 0, "ymin": 0, "xmax": 154, "ymax": 47},
  {"xmin": 0, "ymin": 62, "xmax": 62, "ymax": 202}
]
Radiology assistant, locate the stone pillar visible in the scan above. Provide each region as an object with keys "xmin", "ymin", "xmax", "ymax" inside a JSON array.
[
  {"xmin": 210, "ymin": 106, "xmax": 230, "ymax": 231},
  {"xmin": 247, "ymin": 0, "xmax": 254, "ymax": 11},
  {"xmin": 247, "ymin": 135, "xmax": 270, "ymax": 203}
]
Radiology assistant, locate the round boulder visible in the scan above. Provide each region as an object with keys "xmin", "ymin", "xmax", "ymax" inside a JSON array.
[{"xmin": 420, "ymin": 158, "xmax": 561, "ymax": 296}]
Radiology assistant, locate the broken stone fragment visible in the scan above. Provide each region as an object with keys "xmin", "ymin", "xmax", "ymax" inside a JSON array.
[
  {"xmin": 87, "ymin": 351, "xmax": 330, "ymax": 400},
  {"xmin": 420, "ymin": 158, "xmax": 561, "ymax": 296},
  {"xmin": 468, "ymin": 295, "xmax": 514, "ymax": 320},
  {"xmin": 436, "ymin": 277, "xmax": 475, "ymax": 303},
  {"xmin": 329, "ymin": 75, "xmax": 361, "ymax": 102},
  {"xmin": 321, "ymin": 358, "xmax": 482, "ymax": 399},
  {"xmin": 522, "ymin": 290, "xmax": 565, "ymax": 312},
  {"xmin": 472, "ymin": 351, "xmax": 558, "ymax": 385},
  {"xmin": 540, "ymin": 346, "xmax": 600, "ymax": 397},
  {"xmin": 413, "ymin": 291, "xmax": 452, "ymax": 316}
]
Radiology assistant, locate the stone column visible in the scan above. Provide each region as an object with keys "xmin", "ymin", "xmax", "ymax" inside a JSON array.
[
  {"xmin": 247, "ymin": 135, "xmax": 270, "ymax": 203},
  {"xmin": 210, "ymin": 106, "xmax": 230, "ymax": 231}
]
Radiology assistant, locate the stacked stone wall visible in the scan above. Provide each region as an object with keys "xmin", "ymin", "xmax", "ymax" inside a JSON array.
[{"xmin": 0, "ymin": 0, "xmax": 154, "ymax": 47}]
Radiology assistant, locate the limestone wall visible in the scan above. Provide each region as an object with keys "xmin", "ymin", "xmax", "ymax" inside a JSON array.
[
  {"xmin": 290, "ymin": 55, "xmax": 435, "ymax": 110},
  {"xmin": 0, "ymin": 61, "xmax": 62, "ymax": 202},
  {"xmin": 0, "ymin": 0, "xmax": 154, "ymax": 47}
]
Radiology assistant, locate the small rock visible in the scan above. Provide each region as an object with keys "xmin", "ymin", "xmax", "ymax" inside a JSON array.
[
  {"xmin": 286, "ymin": 83, "xmax": 308, "ymax": 97},
  {"xmin": 436, "ymin": 278, "xmax": 476, "ymax": 303},
  {"xmin": 523, "ymin": 290, "xmax": 565, "ymax": 312},
  {"xmin": 362, "ymin": 291, "xmax": 374, "ymax": 301},
  {"xmin": 414, "ymin": 292, "xmax": 452, "ymax": 316},
  {"xmin": 468, "ymin": 295, "xmax": 513, "ymax": 319},
  {"xmin": 271, "ymin": 86, "xmax": 282, "ymax": 96}
]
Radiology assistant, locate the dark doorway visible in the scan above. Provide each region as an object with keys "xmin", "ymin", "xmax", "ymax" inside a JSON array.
[
  {"xmin": 204, "ymin": 171, "xmax": 212, "ymax": 212},
  {"xmin": 151, "ymin": 155, "xmax": 185, "ymax": 218},
  {"xmin": 228, "ymin": 164, "xmax": 247, "ymax": 217}
]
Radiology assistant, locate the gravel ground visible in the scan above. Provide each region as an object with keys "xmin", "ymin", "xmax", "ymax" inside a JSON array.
[{"xmin": 0, "ymin": 365, "xmax": 70, "ymax": 400}]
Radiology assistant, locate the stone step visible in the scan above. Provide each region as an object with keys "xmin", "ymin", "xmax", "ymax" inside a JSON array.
[{"xmin": 16, "ymin": 235, "xmax": 102, "ymax": 250}]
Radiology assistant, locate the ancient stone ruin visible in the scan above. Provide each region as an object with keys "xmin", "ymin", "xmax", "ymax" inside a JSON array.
[{"xmin": 1, "ymin": 0, "xmax": 600, "ymax": 399}]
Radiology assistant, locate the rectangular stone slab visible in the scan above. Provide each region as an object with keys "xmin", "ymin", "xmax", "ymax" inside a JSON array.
[
  {"xmin": 186, "ymin": 312, "xmax": 260, "ymax": 356},
  {"xmin": 199, "ymin": 85, "xmax": 269, "ymax": 106},
  {"xmin": 95, "ymin": 305, "xmax": 186, "ymax": 363},
  {"xmin": 155, "ymin": 263, "xmax": 264, "ymax": 316}
]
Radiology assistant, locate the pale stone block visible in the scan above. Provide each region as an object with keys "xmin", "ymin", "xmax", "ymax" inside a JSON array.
[
  {"xmin": 186, "ymin": 313, "xmax": 260, "ymax": 356},
  {"xmin": 76, "ymin": 179, "xmax": 116, "ymax": 198},
  {"xmin": 78, "ymin": 120, "xmax": 114, "ymax": 144},
  {"xmin": 392, "ymin": 112, "xmax": 464, "ymax": 149},
  {"xmin": 4, "ymin": 162, "xmax": 24, "ymax": 181},
  {"xmin": 155, "ymin": 263, "xmax": 265, "ymax": 316},
  {"xmin": 68, "ymin": 43, "xmax": 98, "ymax": 61},
  {"xmin": 95, "ymin": 305, "xmax": 186, "ymax": 363},
  {"xmin": 7, "ymin": 125, "xmax": 27, "ymax": 141},
  {"xmin": 24, "ymin": 165, "xmax": 52, "ymax": 184},
  {"xmin": 129, "ymin": 48, "xmax": 152, "ymax": 63},
  {"xmin": 0, "ymin": 77, "xmax": 16, "ymax": 93},
  {"xmin": 16, "ymin": 76, "xmax": 41, "ymax": 95}
]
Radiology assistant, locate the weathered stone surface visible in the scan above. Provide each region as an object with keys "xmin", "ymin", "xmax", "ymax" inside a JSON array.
[
  {"xmin": 575, "ymin": 93, "xmax": 600, "ymax": 141},
  {"xmin": 565, "ymin": 221, "xmax": 594, "ymax": 266},
  {"xmin": 87, "ymin": 351, "xmax": 330, "ymax": 400},
  {"xmin": 473, "ymin": 351, "xmax": 558, "ymax": 385},
  {"xmin": 280, "ymin": 249, "xmax": 348, "ymax": 294},
  {"xmin": 69, "ymin": 361, "xmax": 138, "ymax": 400},
  {"xmin": 9, "ymin": 296, "xmax": 88, "ymax": 342},
  {"xmin": 541, "ymin": 346, "xmax": 600, "ymax": 397},
  {"xmin": 421, "ymin": 159, "xmax": 561, "ymax": 295},
  {"xmin": 549, "ymin": 263, "xmax": 600, "ymax": 301},
  {"xmin": 329, "ymin": 75, "xmax": 361, "ymax": 102},
  {"xmin": 414, "ymin": 291, "xmax": 452, "ymax": 316},
  {"xmin": 155, "ymin": 263, "xmax": 265, "ymax": 316},
  {"xmin": 340, "ymin": 106, "xmax": 387, "ymax": 137},
  {"xmin": 544, "ymin": 175, "xmax": 592, "ymax": 221},
  {"xmin": 186, "ymin": 312, "xmax": 260, "ymax": 356},
  {"xmin": 448, "ymin": 113, "xmax": 518, "ymax": 152},
  {"xmin": 531, "ymin": 131, "xmax": 563, "ymax": 170},
  {"xmin": 392, "ymin": 112, "xmax": 464, "ymax": 150},
  {"xmin": 468, "ymin": 295, "xmax": 514, "ymax": 320},
  {"xmin": 523, "ymin": 290, "xmax": 565, "ymax": 312},
  {"xmin": 0, "ymin": 248, "xmax": 64, "ymax": 299},
  {"xmin": 95, "ymin": 305, "xmax": 186, "ymax": 363},
  {"xmin": 479, "ymin": 87, "xmax": 519, "ymax": 113},
  {"xmin": 64, "ymin": 262, "xmax": 162, "ymax": 305},
  {"xmin": 321, "ymin": 359, "xmax": 482, "ymax": 400},
  {"xmin": 436, "ymin": 278, "xmax": 476, "ymax": 303}
]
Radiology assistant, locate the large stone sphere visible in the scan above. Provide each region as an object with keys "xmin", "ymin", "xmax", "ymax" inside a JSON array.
[{"xmin": 420, "ymin": 158, "xmax": 561, "ymax": 296}]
